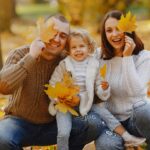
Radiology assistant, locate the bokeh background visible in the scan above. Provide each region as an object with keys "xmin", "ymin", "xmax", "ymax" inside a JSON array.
[
  {"xmin": 0, "ymin": 0, "xmax": 150, "ymax": 149},
  {"xmin": 1, "ymin": 0, "xmax": 150, "ymax": 69}
]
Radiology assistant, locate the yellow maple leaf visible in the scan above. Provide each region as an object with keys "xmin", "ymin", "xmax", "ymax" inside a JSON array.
[
  {"xmin": 36, "ymin": 17, "xmax": 57, "ymax": 43},
  {"xmin": 100, "ymin": 64, "xmax": 107, "ymax": 80},
  {"xmin": 22, "ymin": 26, "xmax": 38, "ymax": 43},
  {"xmin": 44, "ymin": 71, "xmax": 80, "ymax": 114},
  {"xmin": 44, "ymin": 84, "xmax": 60, "ymax": 98},
  {"xmin": 0, "ymin": 111, "xmax": 4, "ymax": 118},
  {"xmin": 55, "ymin": 102, "xmax": 79, "ymax": 116},
  {"xmin": 117, "ymin": 11, "xmax": 137, "ymax": 33},
  {"xmin": 45, "ymin": 84, "xmax": 68, "ymax": 100},
  {"xmin": 61, "ymin": 72, "xmax": 80, "ymax": 94},
  {"xmin": 62, "ymin": 72, "xmax": 74, "ymax": 86}
]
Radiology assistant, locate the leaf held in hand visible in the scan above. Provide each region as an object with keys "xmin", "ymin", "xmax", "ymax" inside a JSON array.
[
  {"xmin": 100, "ymin": 64, "xmax": 107, "ymax": 80},
  {"xmin": 36, "ymin": 17, "xmax": 57, "ymax": 43},
  {"xmin": 117, "ymin": 11, "xmax": 137, "ymax": 33},
  {"xmin": 44, "ymin": 71, "xmax": 80, "ymax": 115}
]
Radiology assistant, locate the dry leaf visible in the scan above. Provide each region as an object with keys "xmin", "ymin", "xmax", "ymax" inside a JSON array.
[
  {"xmin": 37, "ymin": 17, "xmax": 57, "ymax": 43},
  {"xmin": 55, "ymin": 102, "xmax": 79, "ymax": 116},
  {"xmin": 100, "ymin": 64, "xmax": 107, "ymax": 80},
  {"xmin": 23, "ymin": 26, "xmax": 37, "ymax": 43},
  {"xmin": 23, "ymin": 17, "xmax": 58, "ymax": 43},
  {"xmin": 117, "ymin": 11, "xmax": 137, "ymax": 33},
  {"xmin": 0, "ymin": 111, "xmax": 5, "ymax": 118},
  {"xmin": 44, "ymin": 71, "xmax": 80, "ymax": 115}
]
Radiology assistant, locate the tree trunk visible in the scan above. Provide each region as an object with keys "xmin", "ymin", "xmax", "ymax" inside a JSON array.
[
  {"xmin": 0, "ymin": 0, "xmax": 15, "ymax": 31},
  {"xmin": 0, "ymin": 35, "xmax": 3, "ymax": 70},
  {"xmin": 11, "ymin": 0, "xmax": 17, "ymax": 18},
  {"xmin": 0, "ymin": 0, "xmax": 15, "ymax": 69},
  {"xmin": 29, "ymin": 0, "xmax": 45, "ymax": 3}
]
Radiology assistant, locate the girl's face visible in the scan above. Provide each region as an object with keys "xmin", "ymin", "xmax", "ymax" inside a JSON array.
[
  {"xmin": 69, "ymin": 36, "xmax": 89, "ymax": 61},
  {"xmin": 105, "ymin": 17, "xmax": 125, "ymax": 51}
]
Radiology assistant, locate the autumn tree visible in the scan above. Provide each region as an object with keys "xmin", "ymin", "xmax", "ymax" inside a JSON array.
[
  {"xmin": 58, "ymin": 0, "xmax": 84, "ymax": 25},
  {"xmin": 58, "ymin": 0, "xmax": 135, "ymax": 27},
  {"xmin": 0, "ymin": 0, "xmax": 16, "ymax": 69},
  {"xmin": 0, "ymin": 36, "xmax": 2, "ymax": 70},
  {"xmin": 28, "ymin": 0, "xmax": 46, "ymax": 3}
]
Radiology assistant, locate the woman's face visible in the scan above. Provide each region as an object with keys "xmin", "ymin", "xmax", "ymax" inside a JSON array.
[{"xmin": 105, "ymin": 17, "xmax": 125, "ymax": 51}]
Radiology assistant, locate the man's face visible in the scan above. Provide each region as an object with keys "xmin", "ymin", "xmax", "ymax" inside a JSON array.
[{"xmin": 43, "ymin": 17, "xmax": 69, "ymax": 58}]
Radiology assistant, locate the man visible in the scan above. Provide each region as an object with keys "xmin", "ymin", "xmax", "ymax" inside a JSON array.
[{"xmin": 0, "ymin": 14, "xmax": 104, "ymax": 150}]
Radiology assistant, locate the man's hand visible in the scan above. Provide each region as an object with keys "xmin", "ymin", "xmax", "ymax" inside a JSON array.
[{"xmin": 29, "ymin": 38, "xmax": 45, "ymax": 59}]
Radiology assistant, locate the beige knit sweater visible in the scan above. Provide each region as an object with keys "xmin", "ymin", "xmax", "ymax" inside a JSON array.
[{"xmin": 0, "ymin": 45, "xmax": 62, "ymax": 124}]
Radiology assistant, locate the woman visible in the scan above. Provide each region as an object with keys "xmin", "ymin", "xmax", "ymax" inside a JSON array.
[{"xmin": 95, "ymin": 10, "xmax": 150, "ymax": 149}]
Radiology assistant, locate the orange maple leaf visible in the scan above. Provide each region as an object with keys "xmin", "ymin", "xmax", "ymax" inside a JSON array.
[
  {"xmin": 37, "ymin": 17, "xmax": 57, "ymax": 43},
  {"xmin": 44, "ymin": 71, "xmax": 80, "ymax": 115},
  {"xmin": 24, "ymin": 17, "xmax": 57, "ymax": 43},
  {"xmin": 100, "ymin": 64, "xmax": 107, "ymax": 80},
  {"xmin": 117, "ymin": 11, "xmax": 137, "ymax": 33},
  {"xmin": 55, "ymin": 102, "xmax": 79, "ymax": 116}
]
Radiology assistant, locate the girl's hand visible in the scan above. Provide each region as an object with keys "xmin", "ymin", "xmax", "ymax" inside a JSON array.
[
  {"xmin": 123, "ymin": 35, "xmax": 135, "ymax": 57},
  {"xmin": 101, "ymin": 81, "xmax": 109, "ymax": 90}
]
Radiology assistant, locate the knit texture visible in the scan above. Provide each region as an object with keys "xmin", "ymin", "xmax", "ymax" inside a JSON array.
[
  {"xmin": 49, "ymin": 56, "xmax": 100, "ymax": 116},
  {"xmin": 0, "ymin": 45, "xmax": 62, "ymax": 124},
  {"xmin": 100, "ymin": 50, "xmax": 150, "ymax": 121},
  {"xmin": 69, "ymin": 57, "xmax": 88, "ymax": 92}
]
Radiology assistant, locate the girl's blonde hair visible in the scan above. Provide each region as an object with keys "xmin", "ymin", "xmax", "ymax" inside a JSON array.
[{"xmin": 67, "ymin": 28, "xmax": 97, "ymax": 54}]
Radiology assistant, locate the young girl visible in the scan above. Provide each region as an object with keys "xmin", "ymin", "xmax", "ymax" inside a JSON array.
[{"xmin": 48, "ymin": 29, "xmax": 100, "ymax": 150}]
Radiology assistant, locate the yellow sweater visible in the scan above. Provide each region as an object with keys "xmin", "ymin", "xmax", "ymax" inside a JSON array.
[{"xmin": 0, "ymin": 45, "xmax": 62, "ymax": 124}]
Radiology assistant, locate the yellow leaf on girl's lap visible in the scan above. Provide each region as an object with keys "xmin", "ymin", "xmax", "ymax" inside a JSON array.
[
  {"xmin": 44, "ymin": 71, "xmax": 80, "ymax": 115},
  {"xmin": 55, "ymin": 102, "xmax": 79, "ymax": 116}
]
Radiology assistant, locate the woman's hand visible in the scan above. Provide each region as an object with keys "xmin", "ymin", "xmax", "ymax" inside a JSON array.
[
  {"xmin": 123, "ymin": 35, "xmax": 136, "ymax": 57},
  {"xmin": 101, "ymin": 81, "xmax": 109, "ymax": 90}
]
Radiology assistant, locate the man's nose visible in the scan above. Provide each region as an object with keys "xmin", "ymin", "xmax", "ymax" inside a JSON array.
[{"xmin": 54, "ymin": 34, "xmax": 60, "ymax": 42}]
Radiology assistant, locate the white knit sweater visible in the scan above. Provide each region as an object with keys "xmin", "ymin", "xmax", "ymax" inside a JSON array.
[
  {"xmin": 49, "ymin": 56, "xmax": 100, "ymax": 116},
  {"xmin": 96, "ymin": 50, "xmax": 150, "ymax": 121},
  {"xmin": 69, "ymin": 57, "xmax": 88, "ymax": 92}
]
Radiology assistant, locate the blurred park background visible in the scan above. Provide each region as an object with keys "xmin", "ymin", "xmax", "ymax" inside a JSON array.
[
  {"xmin": 1, "ymin": 0, "xmax": 150, "ymax": 69},
  {"xmin": 0, "ymin": 0, "xmax": 150, "ymax": 149}
]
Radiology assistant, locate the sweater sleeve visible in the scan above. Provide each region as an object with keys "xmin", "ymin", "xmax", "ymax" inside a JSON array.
[
  {"xmin": 122, "ymin": 50, "xmax": 150, "ymax": 96},
  {"xmin": 49, "ymin": 60, "xmax": 66, "ymax": 86},
  {"xmin": 0, "ymin": 48, "xmax": 36, "ymax": 94}
]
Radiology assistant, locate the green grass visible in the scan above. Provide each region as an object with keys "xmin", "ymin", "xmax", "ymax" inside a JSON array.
[{"xmin": 16, "ymin": 3, "xmax": 59, "ymax": 20}]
